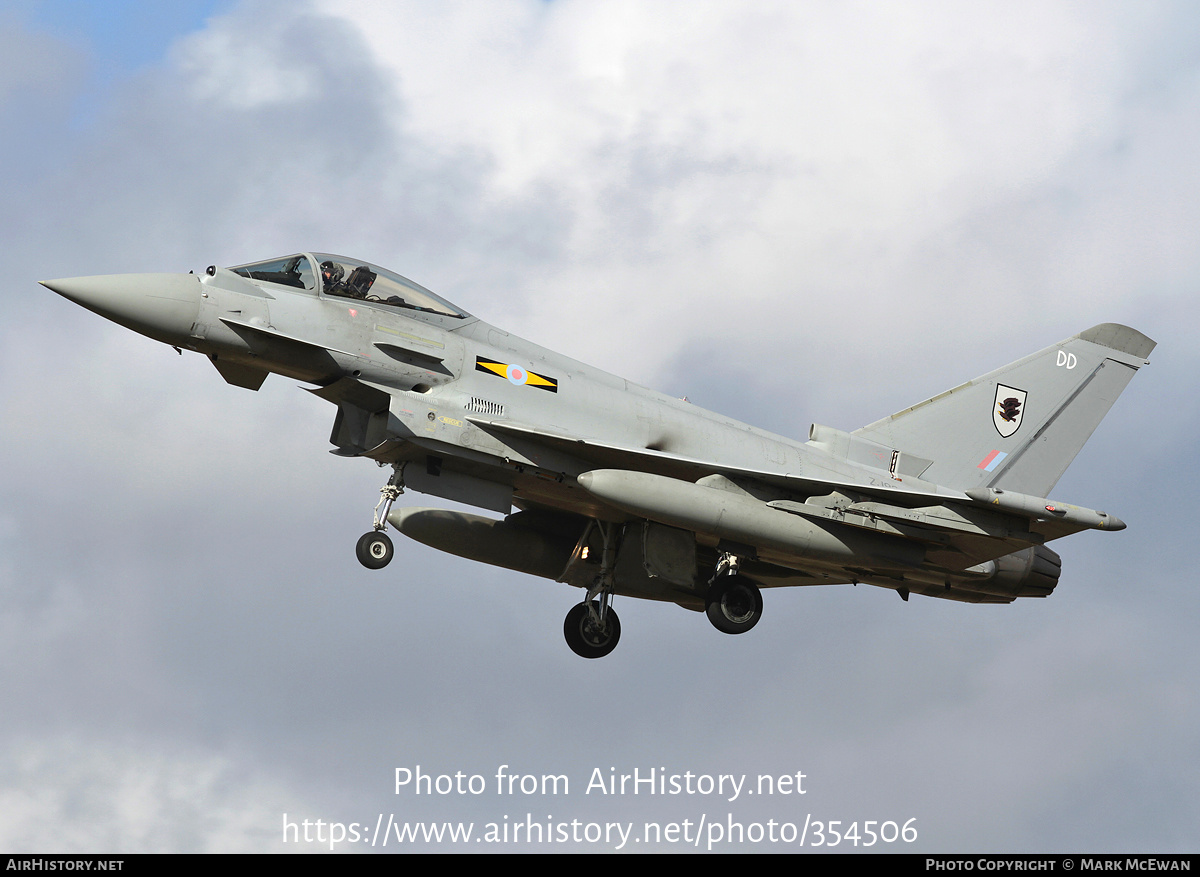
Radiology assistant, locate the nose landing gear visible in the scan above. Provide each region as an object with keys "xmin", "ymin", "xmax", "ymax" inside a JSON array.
[
  {"xmin": 356, "ymin": 463, "xmax": 404, "ymax": 569},
  {"xmin": 356, "ymin": 531, "xmax": 394, "ymax": 569}
]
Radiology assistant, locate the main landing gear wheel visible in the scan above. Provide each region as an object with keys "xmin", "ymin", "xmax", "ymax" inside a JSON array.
[
  {"xmin": 356, "ymin": 531, "xmax": 394, "ymax": 569},
  {"xmin": 563, "ymin": 601, "xmax": 621, "ymax": 659},
  {"xmin": 706, "ymin": 574, "xmax": 763, "ymax": 634}
]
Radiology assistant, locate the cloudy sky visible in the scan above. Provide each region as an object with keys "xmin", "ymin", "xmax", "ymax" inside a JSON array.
[{"xmin": 2, "ymin": 0, "xmax": 1197, "ymax": 853}]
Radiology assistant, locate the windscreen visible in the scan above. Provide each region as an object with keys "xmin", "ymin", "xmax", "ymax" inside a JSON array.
[{"xmin": 229, "ymin": 255, "xmax": 315, "ymax": 290}]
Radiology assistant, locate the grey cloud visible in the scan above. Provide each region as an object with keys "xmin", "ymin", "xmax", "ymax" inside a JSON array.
[{"xmin": 1, "ymin": 0, "xmax": 1196, "ymax": 853}]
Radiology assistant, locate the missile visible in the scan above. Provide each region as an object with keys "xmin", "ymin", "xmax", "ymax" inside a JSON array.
[
  {"xmin": 389, "ymin": 507, "xmax": 577, "ymax": 580},
  {"xmin": 965, "ymin": 487, "xmax": 1126, "ymax": 530},
  {"xmin": 575, "ymin": 469, "xmax": 924, "ymax": 569}
]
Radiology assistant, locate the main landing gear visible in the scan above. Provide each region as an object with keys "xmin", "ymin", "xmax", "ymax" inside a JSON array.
[
  {"xmin": 356, "ymin": 463, "xmax": 404, "ymax": 570},
  {"xmin": 563, "ymin": 601, "xmax": 621, "ymax": 659},
  {"xmin": 705, "ymin": 552, "xmax": 762, "ymax": 635},
  {"xmin": 562, "ymin": 520, "xmax": 621, "ymax": 658}
]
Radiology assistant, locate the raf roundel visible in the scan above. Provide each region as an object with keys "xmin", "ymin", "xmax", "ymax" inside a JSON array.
[{"xmin": 474, "ymin": 357, "xmax": 559, "ymax": 392}]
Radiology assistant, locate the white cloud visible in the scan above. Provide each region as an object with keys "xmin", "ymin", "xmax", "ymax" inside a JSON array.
[
  {"xmin": 310, "ymin": 0, "xmax": 1191, "ymax": 391},
  {"xmin": 3, "ymin": 0, "xmax": 1195, "ymax": 854}
]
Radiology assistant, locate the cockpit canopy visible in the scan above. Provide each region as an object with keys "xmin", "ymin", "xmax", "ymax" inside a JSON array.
[{"xmin": 229, "ymin": 253, "xmax": 468, "ymax": 319}]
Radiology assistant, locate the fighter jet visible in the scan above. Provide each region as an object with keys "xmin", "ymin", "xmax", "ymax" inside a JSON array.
[{"xmin": 43, "ymin": 254, "xmax": 1154, "ymax": 658}]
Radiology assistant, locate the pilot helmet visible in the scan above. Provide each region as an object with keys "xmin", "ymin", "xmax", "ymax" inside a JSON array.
[{"xmin": 320, "ymin": 260, "xmax": 344, "ymax": 287}]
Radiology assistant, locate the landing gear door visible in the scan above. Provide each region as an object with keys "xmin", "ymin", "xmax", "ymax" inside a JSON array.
[{"xmin": 641, "ymin": 522, "xmax": 698, "ymax": 587}]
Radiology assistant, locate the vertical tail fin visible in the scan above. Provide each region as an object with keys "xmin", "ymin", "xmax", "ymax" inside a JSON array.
[{"xmin": 853, "ymin": 324, "xmax": 1155, "ymax": 496}]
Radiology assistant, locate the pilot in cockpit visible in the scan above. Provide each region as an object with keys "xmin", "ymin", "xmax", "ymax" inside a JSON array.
[{"xmin": 320, "ymin": 260, "xmax": 351, "ymax": 297}]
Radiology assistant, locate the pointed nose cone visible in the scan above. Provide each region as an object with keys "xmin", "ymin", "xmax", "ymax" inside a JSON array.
[{"xmin": 41, "ymin": 273, "xmax": 202, "ymax": 344}]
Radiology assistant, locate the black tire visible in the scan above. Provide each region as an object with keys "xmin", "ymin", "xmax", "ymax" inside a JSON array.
[
  {"xmin": 563, "ymin": 601, "xmax": 621, "ymax": 658},
  {"xmin": 706, "ymin": 574, "xmax": 762, "ymax": 634},
  {"xmin": 356, "ymin": 531, "xmax": 394, "ymax": 569}
]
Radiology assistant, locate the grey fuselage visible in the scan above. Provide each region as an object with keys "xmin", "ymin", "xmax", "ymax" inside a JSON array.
[
  {"xmin": 43, "ymin": 253, "xmax": 1151, "ymax": 615},
  {"xmin": 187, "ymin": 263, "xmax": 900, "ymax": 515}
]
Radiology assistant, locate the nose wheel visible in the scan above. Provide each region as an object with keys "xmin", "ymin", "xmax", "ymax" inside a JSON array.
[
  {"xmin": 356, "ymin": 463, "xmax": 404, "ymax": 569},
  {"xmin": 356, "ymin": 531, "xmax": 394, "ymax": 569}
]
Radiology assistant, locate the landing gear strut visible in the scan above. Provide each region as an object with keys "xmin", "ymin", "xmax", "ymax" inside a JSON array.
[
  {"xmin": 706, "ymin": 552, "xmax": 763, "ymax": 634},
  {"xmin": 562, "ymin": 520, "xmax": 622, "ymax": 658},
  {"xmin": 356, "ymin": 463, "xmax": 404, "ymax": 569}
]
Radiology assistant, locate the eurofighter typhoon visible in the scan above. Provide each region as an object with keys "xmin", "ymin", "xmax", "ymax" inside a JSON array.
[{"xmin": 43, "ymin": 254, "xmax": 1154, "ymax": 657}]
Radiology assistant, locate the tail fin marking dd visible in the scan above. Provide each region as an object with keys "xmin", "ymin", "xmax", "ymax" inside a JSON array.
[{"xmin": 852, "ymin": 324, "xmax": 1154, "ymax": 496}]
